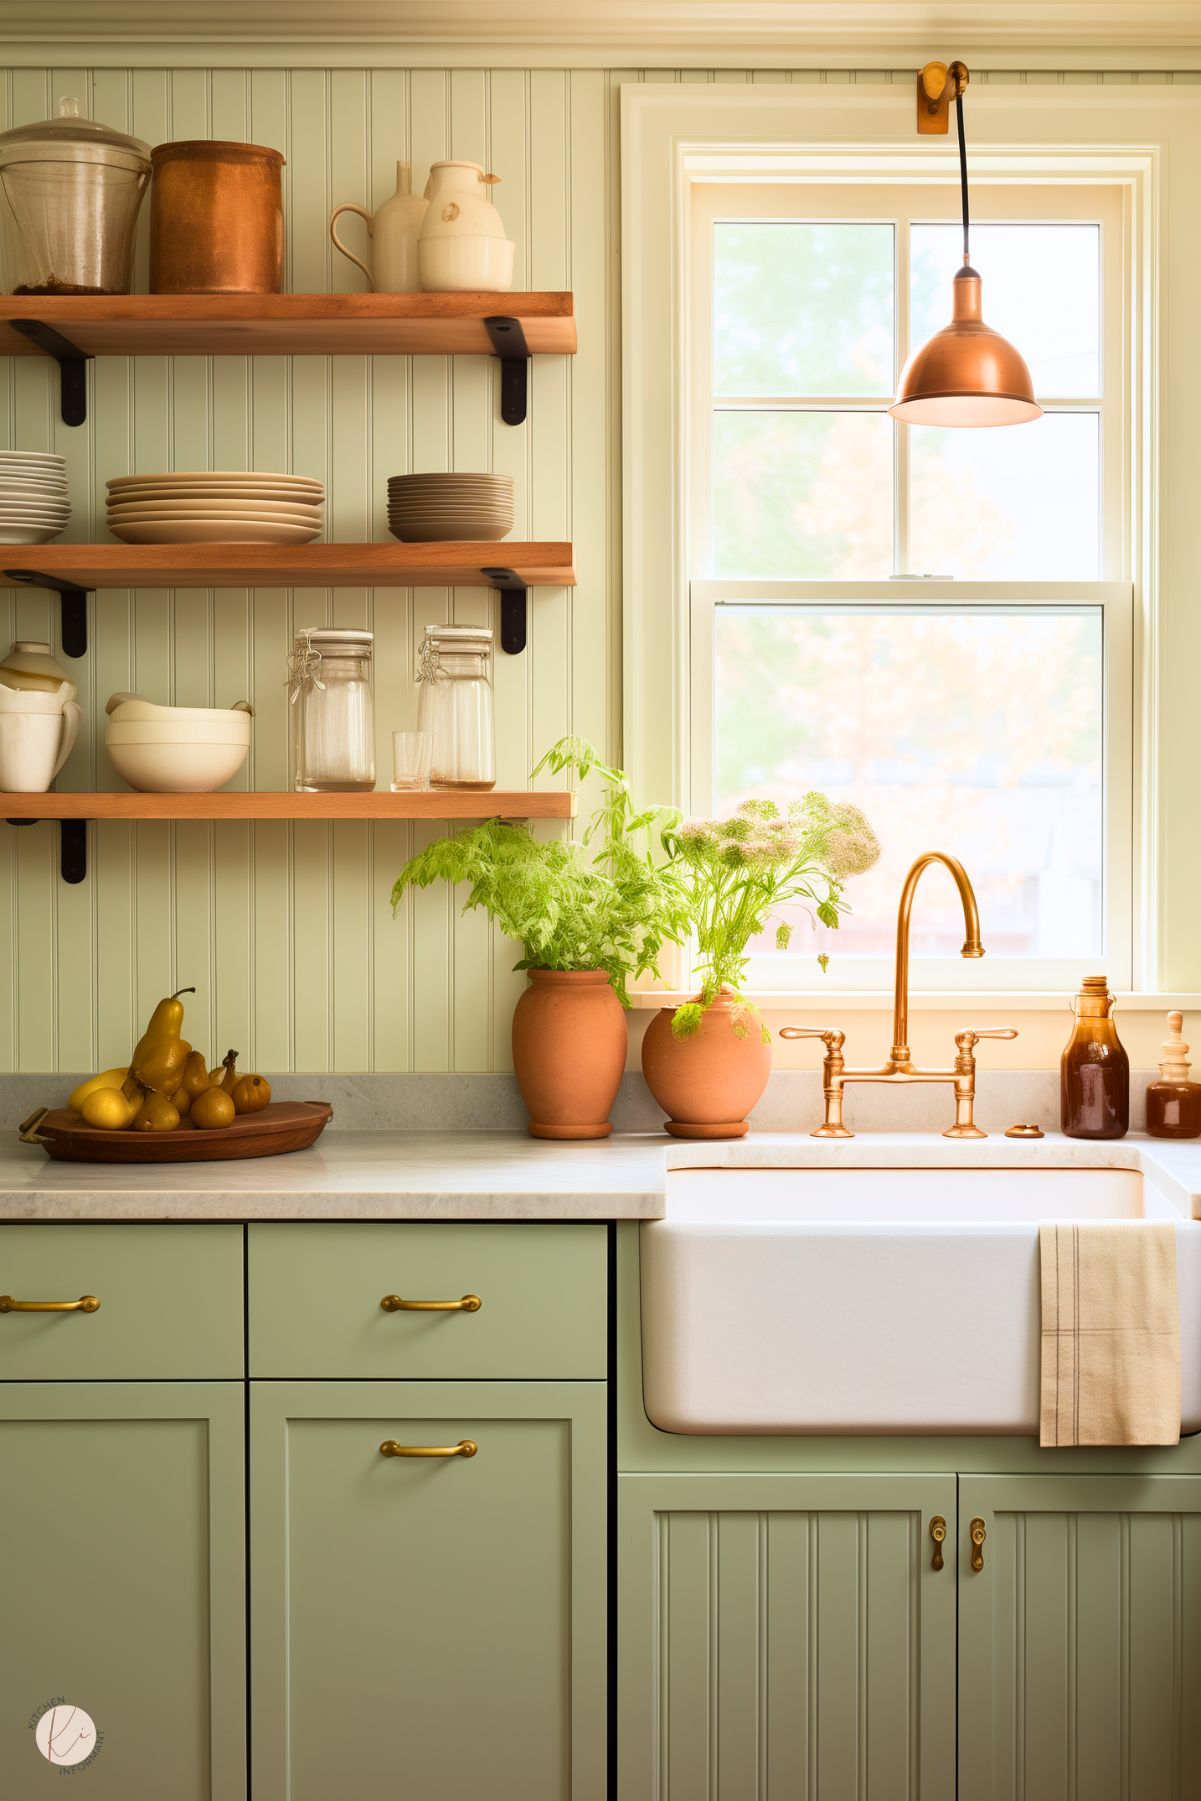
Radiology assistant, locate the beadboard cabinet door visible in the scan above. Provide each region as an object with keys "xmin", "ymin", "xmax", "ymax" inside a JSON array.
[
  {"xmin": 618, "ymin": 1473, "xmax": 957, "ymax": 1801},
  {"xmin": 958, "ymin": 1474, "xmax": 1201, "ymax": 1801},
  {"xmin": 0, "ymin": 1383, "xmax": 246, "ymax": 1801},
  {"xmin": 251, "ymin": 1380, "xmax": 606, "ymax": 1801}
]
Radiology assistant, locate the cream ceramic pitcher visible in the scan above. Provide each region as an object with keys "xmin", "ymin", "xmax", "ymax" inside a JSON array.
[
  {"xmin": 0, "ymin": 677, "xmax": 81, "ymax": 792},
  {"xmin": 329, "ymin": 161, "xmax": 426, "ymax": 292},
  {"xmin": 416, "ymin": 160, "xmax": 514, "ymax": 292}
]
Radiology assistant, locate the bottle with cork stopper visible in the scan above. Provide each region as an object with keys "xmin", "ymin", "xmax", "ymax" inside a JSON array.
[
  {"xmin": 1145, "ymin": 1012, "xmax": 1201, "ymax": 1140},
  {"xmin": 1060, "ymin": 975, "xmax": 1129, "ymax": 1139}
]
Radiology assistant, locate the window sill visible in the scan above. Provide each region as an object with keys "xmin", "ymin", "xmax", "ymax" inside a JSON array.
[{"xmin": 627, "ymin": 991, "xmax": 1201, "ymax": 1012}]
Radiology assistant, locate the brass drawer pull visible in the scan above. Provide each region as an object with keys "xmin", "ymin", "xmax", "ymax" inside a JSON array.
[
  {"xmin": 380, "ymin": 1293, "xmax": 482, "ymax": 1313},
  {"xmin": 0, "ymin": 1294, "xmax": 100, "ymax": 1314},
  {"xmin": 970, "ymin": 1517, "xmax": 987, "ymax": 1572},
  {"xmin": 929, "ymin": 1515, "xmax": 947, "ymax": 1571},
  {"xmin": 380, "ymin": 1439, "xmax": 478, "ymax": 1459}
]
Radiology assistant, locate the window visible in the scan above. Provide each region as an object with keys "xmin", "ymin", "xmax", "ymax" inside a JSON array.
[{"xmin": 688, "ymin": 180, "xmax": 1131, "ymax": 990}]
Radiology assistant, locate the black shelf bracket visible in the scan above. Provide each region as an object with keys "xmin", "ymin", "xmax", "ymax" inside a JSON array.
[
  {"xmin": 10, "ymin": 318, "xmax": 92, "ymax": 427},
  {"xmin": 483, "ymin": 566, "xmax": 529, "ymax": 655},
  {"xmin": 484, "ymin": 316, "xmax": 530, "ymax": 426},
  {"xmin": 6, "ymin": 817, "xmax": 88, "ymax": 883},
  {"xmin": 5, "ymin": 568, "xmax": 91, "ymax": 658}
]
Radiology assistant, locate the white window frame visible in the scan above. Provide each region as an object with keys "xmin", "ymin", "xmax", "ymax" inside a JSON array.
[
  {"xmin": 621, "ymin": 84, "xmax": 1201, "ymax": 1003},
  {"xmin": 689, "ymin": 178, "xmax": 1129, "ymax": 992}
]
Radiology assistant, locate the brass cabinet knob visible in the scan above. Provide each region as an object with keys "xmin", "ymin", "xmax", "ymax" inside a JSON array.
[
  {"xmin": 0, "ymin": 1294, "xmax": 99, "ymax": 1313},
  {"xmin": 380, "ymin": 1439, "xmax": 478, "ymax": 1459},
  {"xmin": 970, "ymin": 1517, "xmax": 987, "ymax": 1572},
  {"xmin": 380, "ymin": 1293, "xmax": 482, "ymax": 1313},
  {"xmin": 929, "ymin": 1515, "xmax": 947, "ymax": 1571}
]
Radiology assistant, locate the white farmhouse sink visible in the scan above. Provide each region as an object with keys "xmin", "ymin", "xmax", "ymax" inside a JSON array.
[{"xmin": 640, "ymin": 1166, "xmax": 1201, "ymax": 1435}]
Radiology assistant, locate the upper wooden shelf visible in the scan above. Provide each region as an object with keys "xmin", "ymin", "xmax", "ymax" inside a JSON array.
[
  {"xmin": 3, "ymin": 791, "xmax": 577, "ymax": 822},
  {"xmin": 2, "ymin": 541, "xmax": 576, "ymax": 591},
  {"xmin": 0, "ymin": 292, "xmax": 577, "ymax": 359}
]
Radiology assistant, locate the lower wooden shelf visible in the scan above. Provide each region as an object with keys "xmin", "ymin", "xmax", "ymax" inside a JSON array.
[{"xmin": 3, "ymin": 790, "xmax": 576, "ymax": 821}]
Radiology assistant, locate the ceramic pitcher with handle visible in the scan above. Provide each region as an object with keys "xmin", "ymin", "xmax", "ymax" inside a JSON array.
[
  {"xmin": 329, "ymin": 161, "xmax": 426, "ymax": 293},
  {"xmin": 0, "ymin": 677, "xmax": 82, "ymax": 791}
]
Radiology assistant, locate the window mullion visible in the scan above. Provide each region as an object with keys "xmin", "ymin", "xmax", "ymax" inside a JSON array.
[{"xmin": 895, "ymin": 216, "xmax": 909, "ymax": 577}]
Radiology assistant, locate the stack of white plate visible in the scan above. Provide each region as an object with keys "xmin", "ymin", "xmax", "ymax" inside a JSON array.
[
  {"xmin": 0, "ymin": 451, "xmax": 70, "ymax": 545},
  {"xmin": 106, "ymin": 471, "xmax": 325, "ymax": 545},
  {"xmin": 387, "ymin": 473, "xmax": 514, "ymax": 544}
]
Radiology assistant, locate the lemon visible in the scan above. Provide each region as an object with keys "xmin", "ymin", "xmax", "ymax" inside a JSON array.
[
  {"xmin": 80, "ymin": 1086, "xmax": 135, "ymax": 1130},
  {"xmin": 69, "ymin": 1066, "xmax": 129, "ymax": 1112}
]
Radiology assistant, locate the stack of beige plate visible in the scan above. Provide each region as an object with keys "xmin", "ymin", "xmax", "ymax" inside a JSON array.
[
  {"xmin": 106, "ymin": 472, "xmax": 325, "ymax": 545},
  {"xmin": 387, "ymin": 473, "xmax": 514, "ymax": 543},
  {"xmin": 0, "ymin": 450, "xmax": 70, "ymax": 545}
]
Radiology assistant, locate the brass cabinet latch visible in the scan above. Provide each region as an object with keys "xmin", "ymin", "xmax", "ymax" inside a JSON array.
[
  {"xmin": 929, "ymin": 1515, "xmax": 947, "ymax": 1571},
  {"xmin": 970, "ymin": 1517, "xmax": 987, "ymax": 1572}
]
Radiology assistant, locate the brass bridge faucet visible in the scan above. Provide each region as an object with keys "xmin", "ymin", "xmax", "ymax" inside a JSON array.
[{"xmin": 781, "ymin": 851, "xmax": 1017, "ymax": 1139}]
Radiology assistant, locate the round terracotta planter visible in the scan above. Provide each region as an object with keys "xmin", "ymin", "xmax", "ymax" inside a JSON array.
[
  {"xmin": 641, "ymin": 987, "xmax": 771, "ymax": 1139},
  {"xmin": 511, "ymin": 969, "xmax": 628, "ymax": 1140}
]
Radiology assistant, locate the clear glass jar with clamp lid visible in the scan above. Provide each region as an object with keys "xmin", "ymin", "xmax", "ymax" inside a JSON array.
[
  {"xmin": 416, "ymin": 623, "xmax": 496, "ymax": 790},
  {"xmin": 289, "ymin": 627, "xmax": 376, "ymax": 792}
]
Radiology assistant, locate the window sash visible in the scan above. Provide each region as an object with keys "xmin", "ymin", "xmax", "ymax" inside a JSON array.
[
  {"xmin": 690, "ymin": 181, "xmax": 1127, "ymax": 583},
  {"xmin": 688, "ymin": 579, "xmax": 1134, "ymax": 992}
]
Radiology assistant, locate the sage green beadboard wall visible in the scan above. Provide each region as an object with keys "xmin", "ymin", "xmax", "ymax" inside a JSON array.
[{"xmin": 0, "ymin": 64, "xmax": 1190, "ymax": 1073}]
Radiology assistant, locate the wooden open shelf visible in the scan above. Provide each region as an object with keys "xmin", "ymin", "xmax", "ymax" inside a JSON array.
[
  {"xmin": 4, "ymin": 791, "xmax": 577, "ymax": 821},
  {"xmin": 1, "ymin": 541, "xmax": 577, "ymax": 591},
  {"xmin": 0, "ymin": 293, "xmax": 577, "ymax": 359}
]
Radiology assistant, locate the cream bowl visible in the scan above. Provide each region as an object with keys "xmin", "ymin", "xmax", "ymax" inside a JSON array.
[{"xmin": 105, "ymin": 735, "xmax": 250, "ymax": 793}]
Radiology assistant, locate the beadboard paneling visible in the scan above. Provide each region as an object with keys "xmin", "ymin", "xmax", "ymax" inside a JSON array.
[
  {"xmin": 0, "ymin": 65, "xmax": 1186, "ymax": 1070},
  {"xmin": 618, "ymin": 1473, "xmax": 957, "ymax": 1800}
]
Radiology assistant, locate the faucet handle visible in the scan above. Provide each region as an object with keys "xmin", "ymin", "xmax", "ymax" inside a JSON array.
[
  {"xmin": 956, "ymin": 1027, "xmax": 1019, "ymax": 1052},
  {"xmin": 780, "ymin": 1026, "xmax": 846, "ymax": 1055}
]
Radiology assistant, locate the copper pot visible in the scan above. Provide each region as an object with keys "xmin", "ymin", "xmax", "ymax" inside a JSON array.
[{"xmin": 150, "ymin": 139, "xmax": 284, "ymax": 294}]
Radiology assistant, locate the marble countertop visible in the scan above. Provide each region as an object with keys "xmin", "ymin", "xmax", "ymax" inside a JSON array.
[{"xmin": 1, "ymin": 1127, "xmax": 1200, "ymax": 1221}]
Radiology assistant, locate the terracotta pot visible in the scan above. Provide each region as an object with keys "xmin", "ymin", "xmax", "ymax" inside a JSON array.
[
  {"xmin": 511, "ymin": 969, "xmax": 627, "ymax": 1140},
  {"xmin": 641, "ymin": 987, "xmax": 771, "ymax": 1139}
]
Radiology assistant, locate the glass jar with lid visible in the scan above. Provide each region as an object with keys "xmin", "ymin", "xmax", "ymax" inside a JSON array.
[
  {"xmin": 289, "ymin": 627, "xmax": 376, "ymax": 792},
  {"xmin": 0, "ymin": 97, "xmax": 151, "ymax": 295},
  {"xmin": 416, "ymin": 624, "xmax": 496, "ymax": 790}
]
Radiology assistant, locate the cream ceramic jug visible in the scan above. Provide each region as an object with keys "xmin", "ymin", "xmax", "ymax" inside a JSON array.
[
  {"xmin": 0, "ymin": 677, "xmax": 81, "ymax": 791},
  {"xmin": 417, "ymin": 161, "xmax": 514, "ymax": 293},
  {"xmin": 329, "ymin": 161, "xmax": 427, "ymax": 293}
]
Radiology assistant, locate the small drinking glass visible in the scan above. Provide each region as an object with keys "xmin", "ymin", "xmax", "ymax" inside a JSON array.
[{"xmin": 391, "ymin": 730, "xmax": 433, "ymax": 791}]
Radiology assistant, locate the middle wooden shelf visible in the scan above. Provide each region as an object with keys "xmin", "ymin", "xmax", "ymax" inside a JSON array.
[
  {"xmin": 3, "ymin": 791, "xmax": 577, "ymax": 822},
  {"xmin": 2, "ymin": 541, "xmax": 576, "ymax": 590}
]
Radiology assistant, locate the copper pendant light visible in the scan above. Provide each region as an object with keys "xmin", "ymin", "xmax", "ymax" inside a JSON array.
[{"xmin": 890, "ymin": 65, "xmax": 1042, "ymax": 428}]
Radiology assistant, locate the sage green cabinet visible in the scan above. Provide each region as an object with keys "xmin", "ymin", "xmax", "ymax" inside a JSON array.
[
  {"xmin": 958, "ymin": 1474, "xmax": 1201, "ymax": 1801},
  {"xmin": 0, "ymin": 1382, "xmax": 246, "ymax": 1800},
  {"xmin": 251, "ymin": 1379, "xmax": 606, "ymax": 1801},
  {"xmin": 618, "ymin": 1472, "xmax": 958, "ymax": 1801}
]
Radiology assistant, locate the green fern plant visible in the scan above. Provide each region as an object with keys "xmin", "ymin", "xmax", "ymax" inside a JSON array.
[{"xmin": 390, "ymin": 737, "xmax": 689, "ymax": 1005}]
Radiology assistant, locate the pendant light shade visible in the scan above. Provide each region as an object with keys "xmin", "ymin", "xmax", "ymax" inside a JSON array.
[
  {"xmin": 889, "ymin": 263, "xmax": 1042, "ymax": 426},
  {"xmin": 889, "ymin": 64, "xmax": 1041, "ymax": 429}
]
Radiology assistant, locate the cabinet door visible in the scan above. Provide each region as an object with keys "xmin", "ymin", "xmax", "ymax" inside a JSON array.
[
  {"xmin": 619, "ymin": 1473, "xmax": 957, "ymax": 1801},
  {"xmin": 959, "ymin": 1474, "xmax": 1201, "ymax": 1801},
  {"xmin": 0, "ymin": 1383, "xmax": 246, "ymax": 1800},
  {"xmin": 251, "ymin": 1380, "xmax": 606, "ymax": 1801}
]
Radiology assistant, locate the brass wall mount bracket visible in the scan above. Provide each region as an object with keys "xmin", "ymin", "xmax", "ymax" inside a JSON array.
[{"xmin": 917, "ymin": 60, "xmax": 970, "ymax": 134}]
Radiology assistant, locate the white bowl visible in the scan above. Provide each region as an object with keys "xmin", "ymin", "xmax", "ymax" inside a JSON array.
[
  {"xmin": 106, "ymin": 721, "xmax": 253, "ymax": 746},
  {"xmin": 418, "ymin": 236, "xmax": 515, "ymax": 293},
  {"xmin": 106, "ymin": 693, "xmax": 252, "ymax": 725},
  {"xmin": 105, "ymin": 736, "xmax": 250, "ymax": 793}
]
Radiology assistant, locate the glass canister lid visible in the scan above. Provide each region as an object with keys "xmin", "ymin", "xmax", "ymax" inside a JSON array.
[
  {"xmin": 0, "ymin": 97, "xmax": 151, "ymax": 172},
  {"xmin": 421, "ymin": 623, "xmax": 493, "ymax": 649},
  {"xmin": 296, "ymin": 627, "xmax": 374, "ymax": 651}
]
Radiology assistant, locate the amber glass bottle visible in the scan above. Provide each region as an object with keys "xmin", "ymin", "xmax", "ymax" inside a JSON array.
[
  {"xmin": 1145, "ymin": 1011, "xmax": 1201, "ymax": 1139},
  {"xmin": 1060, "ymin": 975, "xmax": 1129, "ymax": 1139}
]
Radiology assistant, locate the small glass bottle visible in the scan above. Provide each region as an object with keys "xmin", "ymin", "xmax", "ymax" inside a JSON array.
[
  {"xmin": 1145, "ymin": 1011, "xmax": 1201, "ymax": 1139},
  {"xmin": 289, "ymin": 627, "xmax": 375, "ymax": 792},
  {"xmin": 1061, "ymin": 975, "xmax": 1130, "ymax": 1139},
  {"xmin": 415, "ymin": 623, "xmax": 496, "ymax": 790}
]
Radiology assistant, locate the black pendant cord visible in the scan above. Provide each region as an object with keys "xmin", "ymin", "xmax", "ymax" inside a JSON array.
[{"xmin": 956, "ymin": 90, "xmax": 971, "ymax": 263}]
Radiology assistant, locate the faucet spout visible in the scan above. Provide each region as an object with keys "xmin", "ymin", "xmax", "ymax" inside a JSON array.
[{"xmin": 891, "ymin": 851, "xmax": 983, "ymax": 1065}]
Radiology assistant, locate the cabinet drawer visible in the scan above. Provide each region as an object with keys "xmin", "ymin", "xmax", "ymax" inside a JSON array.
[
  {"xmin": 0, "ymin": 1225, "xmax": 243, "ymax": 1380},
  {"xmin": 248, "ymin": 1222, "xmax": 606, "ymax": 1379}
]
